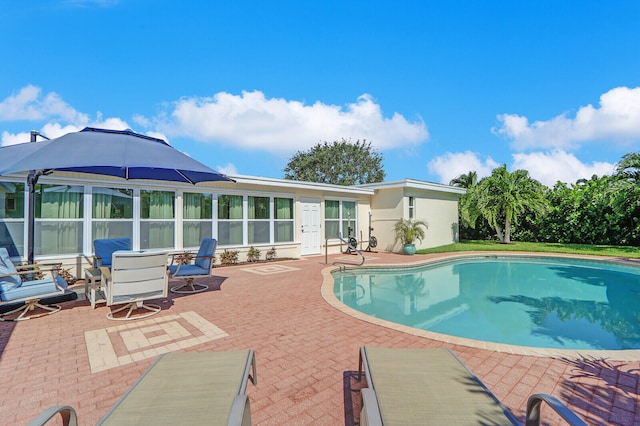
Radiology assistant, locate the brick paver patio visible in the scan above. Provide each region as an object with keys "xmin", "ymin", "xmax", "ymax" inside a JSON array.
[{"xmin": 1, "ymin": 252, "xmax": 639, "ymax": 425}]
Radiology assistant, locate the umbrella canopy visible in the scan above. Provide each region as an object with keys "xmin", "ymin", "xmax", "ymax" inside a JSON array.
[
  {"xmin": 0, "ymin": 127, "xmax": 234, "ymax": 184},
  {"xmin": 0, "ymin": 127, "xmax": 235, "ymax": 263}
]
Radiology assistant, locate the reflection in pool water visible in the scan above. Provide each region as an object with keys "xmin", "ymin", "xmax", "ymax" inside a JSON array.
[{"xmin": 333, "ymin": 257, "xmax": 640, "ymax": 350}]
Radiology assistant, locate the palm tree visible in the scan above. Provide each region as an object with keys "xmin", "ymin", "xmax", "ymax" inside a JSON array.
[
  {"xmin": 611, "ymin": 152, "xmax": 640, "ymax": 240},
  {"xmin": 449, "ymin": 171, "xmax": 478, "ymax": 189},
  {"xmin": 462, "ymin": 165, "xmax": 548, "ymax": 244},
  {"xmin": 614, "ymin": 152, "xmax": 640, "ymax": 182}
]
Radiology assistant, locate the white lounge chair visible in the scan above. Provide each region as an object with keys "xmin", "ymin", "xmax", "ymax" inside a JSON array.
[{"xmin": 100, "ymin": 250, "xmax": 168, "ymax": 321}]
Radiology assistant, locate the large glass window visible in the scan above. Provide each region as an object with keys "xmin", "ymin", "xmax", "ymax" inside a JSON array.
[
  {"xmin": 140, "ymin": 190, "xmax": 175, "ymax": 249},
  {"xmin": 324, "ymin": 200, "xmax": 340, "ymax": 239},
  {"xmin": 35, "ymin": 184, "xmax": 84, "ymax": 255},
  {"xmin": 325, "ymin": 200, "xmax": 357, "ymax": 239},
  {"xmin": 218, "ymin": 194, "xmax": 243, "ymax": 246},
  {"xmin": 183, "ymin": 192, "xmax": 212, "ymax": 248},
  {"xmin": 341, "ymin": 201, "xmax": 357, "ymax": 239},
  {"xmin": 0, "ymin": 181, "xmax": 25, "ymax": 257},
  {"xmin": 248, "ymin": 196, "xmax": 270, "ymax": 244},
  {"xmin": 274, "ymin": 197, "xmax": 294, "ymax": 243},
  {"xmin": 92, "ymin": 187, "xmax": 134, "ymax": 241}
]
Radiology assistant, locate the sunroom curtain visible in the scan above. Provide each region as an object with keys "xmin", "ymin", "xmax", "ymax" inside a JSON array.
[
  {"xmin": 149, "ymin": 191, "xmax": 174, "ymax": 219},
  {"xmin": 40, "ymin": 186, "xmax": 82, "ymax": 219},
  {"xmin": 275, "ymin": 198, "xmax": 293, "ymax": 242},
  {"xmin": 38, "ymin": 185, "xmax": 83, "ymax": 255},
  {"xmin": 184, "ymin": 193, "xmax": 203, "ymax": 220},
  {"xmin": 325, "ymin": 200, "xmax": 339, "ymax": 219},
  {"xmin": 93, "ymin": 192, "xmax": 114, "ymax": 219},
  {"xmin": 275, "ymin": 198, "xmax": 292, "ymax": 219}
]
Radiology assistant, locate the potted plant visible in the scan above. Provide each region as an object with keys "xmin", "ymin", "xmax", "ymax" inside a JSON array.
[
  {"xmin": 265, "ymin": 246, "xmax": 277, "ymax": 261},
  {"xmin": 393, "ymin": 218, "xmax": 428, "ymax": 255},
  {"xmin": 247, "ymin": 246, "xmax": 261, "ymax": 262},
  {"xmin": 176, "ymin": 250, "xmax": 194, "ymax": 265},
  {"xmin": 220, "ymin": 249, "xmax": 239, "ymax": 265}
]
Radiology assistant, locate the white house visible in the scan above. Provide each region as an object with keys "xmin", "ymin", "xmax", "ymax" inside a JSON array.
[{"xmin": 0, "ymin": 171, "xmax": 464, "ymax": 277}]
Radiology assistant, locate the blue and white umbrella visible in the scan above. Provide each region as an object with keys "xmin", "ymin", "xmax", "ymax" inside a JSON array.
[{"xmin": 0, "ymin": 127, "xmax": 235, "ymax": 262}]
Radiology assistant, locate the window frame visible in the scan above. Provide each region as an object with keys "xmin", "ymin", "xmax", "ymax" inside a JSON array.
[
  {"xmin": 324, "ymin": 199, "xmax": 357, "ymax": 240},
  {"xmin": 139, "ymin": 189, "xmax": 176, "ymax": 250}
]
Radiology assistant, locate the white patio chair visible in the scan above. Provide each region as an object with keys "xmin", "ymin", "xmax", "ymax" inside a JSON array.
[{"xmin": 100, "ymin": 250, "xmax": 168, "ymax": 321}]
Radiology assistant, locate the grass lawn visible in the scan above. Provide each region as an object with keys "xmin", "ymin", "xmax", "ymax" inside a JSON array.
[{"xmin": 419, "ymin": 240, "xmax": 640, "ymax": 259}]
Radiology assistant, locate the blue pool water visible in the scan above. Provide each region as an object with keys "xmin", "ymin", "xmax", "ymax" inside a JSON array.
[{"xmin": 332, "ymin": 256, "xmax": 640, "ymax": 350}]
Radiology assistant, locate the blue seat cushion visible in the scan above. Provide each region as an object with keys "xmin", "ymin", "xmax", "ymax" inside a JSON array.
[
  {"xmin": 94, "ymin": 238, "xmax": 131, "ymax": 268},
  {"xmin": 0, "ymin": 247, "xmax": 22, "ymax": 294},
  {"xmin": 1, "ymin": 278, "xmax": 58, "ymax": 302},
  {"xmin": 168, "ymin": 264, "xmax": 208, "ymax": 277},
  {"xmin": 194, "ymin": 238, "xmax": 217, "ymax": 271}
]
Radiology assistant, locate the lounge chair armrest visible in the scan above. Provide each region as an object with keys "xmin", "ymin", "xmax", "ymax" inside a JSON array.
[
  {"xmin": 100, "ymin": 266, "xmax": 112, "ymax": 281},
  {"xmin": 526, "ymin": 394, "xmax": 587, "ymax": 426},
  {"xmin": 28, "ymin": 405, "xmax": 78, "ymax": 426},
  {"xmin": 168, "ymin": 252, "xmax": 195, "ymax": 275},
  {"xmin": 228, "ymin": 395, "xmax": 251, "ymax": 426},
  {"xmin": 168, "ymin": 252, "xmax": 184, "ymax": 265},
  {"xmin": 360, "ymin": 388, "xmax": 383, "ymax": 426}
]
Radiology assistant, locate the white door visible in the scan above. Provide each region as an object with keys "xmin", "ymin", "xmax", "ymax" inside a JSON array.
[{"xmin": 300, "ymin": 199, "xmax": 321, "ymax": 255}]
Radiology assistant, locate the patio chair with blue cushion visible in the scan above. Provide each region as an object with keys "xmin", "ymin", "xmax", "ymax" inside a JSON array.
[
  {"xmin": 0, "ymin": 248, "xmax": 77, "ymax": 321},
  {"xmin": 100, "ymin": 250, "xmax": 168, "ymax": 321},
  {"xmin": 167, "ymin": 238, "xmax": 217, "ymax": 294},
  {"xmin": 357, "ymin": 346, "xmax": 587, "ymax": 426},
  {"xmin": 93, "ymin": 238, "xmax": 131, "ymax": 269}
]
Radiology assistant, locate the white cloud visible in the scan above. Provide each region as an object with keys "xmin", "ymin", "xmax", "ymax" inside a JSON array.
[
  {"xmin": 493, "ymin": 86, "xmax": 640, "ymax": 150},
  {"xmin": 0, "ymin": 85, "xmax": 135, "ymax": 147},
  {"xmin": 215, "ymin": 163, "xmax": 238, "ymax": 176},
  {"xmin": 512, "ymin": 151, "xmax": 616, "ymax": 186},
  {"xmin": 155, "ymin": 91, "xmax": 428, "ymax": 153},
  {"xmin": 1, "ymin": 118, "xmax": 132, "ymax": 147},
  {"xmin": 0, "ymin": 85, "xmax": 88, "ymax": 123},
  {"xmin": 427, "ymin": 151, "xmax": 499, "ymax": 184},
  {"xmin": 0, "ymin": 131, "xmax": 30, "ymax": 147},
  {"xmin": 145, "ymin": 131, "xmax": 169, "ymax": 142}
]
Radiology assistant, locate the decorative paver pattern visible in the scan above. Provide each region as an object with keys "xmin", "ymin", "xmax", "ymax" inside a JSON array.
[
  {"xmin": 1, "ymin": 251, "xmax": 639, "ymax": 425},
  {"xmin": 85, "ymin": 311, "xmax": 228, "ymax": 373},
  {"xmin": 241, "ymin": 264, "xmax": 301, "ymax": 275}
]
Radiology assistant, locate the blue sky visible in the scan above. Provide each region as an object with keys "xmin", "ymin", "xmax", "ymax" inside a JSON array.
[{"xmin": 1, "ymin": 1, "xmax": 639, "ymax": 186}]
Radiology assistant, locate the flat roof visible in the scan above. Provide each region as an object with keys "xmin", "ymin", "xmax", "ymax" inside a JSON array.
[{"xmin": 357, "ymin": 178, "xmax": 466, "ymax": 195}]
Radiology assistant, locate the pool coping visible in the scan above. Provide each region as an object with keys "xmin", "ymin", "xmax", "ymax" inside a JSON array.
[{"xmin": 321, "ymin": 251, "xmax": 640, "ymax": 361}]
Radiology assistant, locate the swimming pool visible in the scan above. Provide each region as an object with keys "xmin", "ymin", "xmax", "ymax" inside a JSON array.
[{"xmin": 332, "ymin": 256, "xmax": 640, "ymax": 350}]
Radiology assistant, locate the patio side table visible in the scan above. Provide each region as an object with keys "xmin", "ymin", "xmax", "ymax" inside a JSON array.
[{"xmin": 85, "ymin": 267, "xmax": 105, "ymax": 309}]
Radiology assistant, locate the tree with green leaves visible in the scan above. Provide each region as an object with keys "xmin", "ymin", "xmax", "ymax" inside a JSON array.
[
  {"xmin": 611, "ymin": 152, "xmax": 640, "ymax": 244},
  {"xmin": 283, "ymin": 139, "xmax": 385, "ymax": 185},
  {"xmin": 615, "ymin": 152, "xmax": 640, "ymax": 182},
  {"xmin": 461, "ymin": 165, "xmax": 548, "ymax": 244},
  {"xmin": 449, "ymin": 171, "xmax": 478, "ymax": 189},
  {"xmin": 450, "ymin": 171, "xmax": 489, "ymax": 240}
]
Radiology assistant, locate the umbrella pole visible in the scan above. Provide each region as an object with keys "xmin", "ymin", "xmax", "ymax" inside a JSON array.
[
  {"xmin": 27, "ymin": 171, "xmax": 39, "ymax": 265},
  {"xmin": 26, "ymin": 131, "xmax": 49, "ymax": 265}
]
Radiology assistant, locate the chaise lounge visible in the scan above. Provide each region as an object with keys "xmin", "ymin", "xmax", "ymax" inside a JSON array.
[
  {"xmin": 97, "ymin": 349, "xmax": 257, "ymax": 425},
  {"xmin": 357, "ymin": 346, "xmax": 587, "ymax": 426}
]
